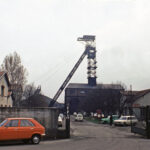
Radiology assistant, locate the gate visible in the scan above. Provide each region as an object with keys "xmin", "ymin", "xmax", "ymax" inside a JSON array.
[{"xmin": 131, "ymin": 106, "xmax": 150, "ymax": 138}]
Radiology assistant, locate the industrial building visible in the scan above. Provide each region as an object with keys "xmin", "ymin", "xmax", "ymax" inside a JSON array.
[{"xmin": 65, "ymin": 83, "xmax": 124, "ymax": 115}]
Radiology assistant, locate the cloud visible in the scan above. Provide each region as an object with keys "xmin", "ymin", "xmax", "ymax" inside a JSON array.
[{"xmin": 0, "ymin": 0, "xmax": 150, "ymax": 102}]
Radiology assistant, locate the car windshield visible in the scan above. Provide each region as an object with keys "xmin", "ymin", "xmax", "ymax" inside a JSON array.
[
  {"xmin": 120, "ymin": 117, "xmax": 127, "ymax": 120},
  {"xmin": 0, "ymin": 119, "xmax": 8, "ymax": 127},
  {"xmin": 128, "ymin": 117, "xmax": 136, "ymax": 120}
]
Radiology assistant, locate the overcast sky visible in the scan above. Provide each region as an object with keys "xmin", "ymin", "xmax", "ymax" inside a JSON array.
[{"xmin": 0, "ymin": 0, "xmax": 150, "ymax": 103}]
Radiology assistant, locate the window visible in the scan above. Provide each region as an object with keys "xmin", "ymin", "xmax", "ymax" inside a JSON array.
[
  {"xmin": 69, "ymin": 89, "xmax": 75, "ymax": 95},
  {"xmin": 20, "ymin": 120, "xmax": 35, "ymax": 127},
  {"xmin": 120, "ymin": 117, "xmax": 127, "ymax": 120},
  {"xmin": 80, "ymin": 91, "xmax": 85, "ymax": 94},
  {"xmin": 5, "ymin": 120, "xmax": 19, "ymax": 127},
  {"xmin": 1, "ymin": 85, "xmax": 4, "ymax": 97},
  {"xmin": 0, "ymin": 119, "xmax": 8, "ymax": 127}
]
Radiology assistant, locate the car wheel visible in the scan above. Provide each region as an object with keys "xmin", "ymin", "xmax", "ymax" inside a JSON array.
[
  {"xmin": 133, "ymin": 122, "xmax": 136, "ymax": 126},
  {"xmin": 31, "ymin": 135, "xmax": 41, "ymax": 144},
  {"xmin": 22, "ymin": 139, "xmax": 30, "ymax": 144}
]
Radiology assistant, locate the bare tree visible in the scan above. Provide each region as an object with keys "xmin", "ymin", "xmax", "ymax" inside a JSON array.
[
  {"xmin": 23, "ymin": 83, "xmax": 41, "ymax": 100},
  {"xmin": 115, "ymin": 81, "xmax": 127, "ymax": 90},
  {"xmin": 22, "ymin": 83, "xmax": 41, "ymax": 107},
  {"xmin": 1, "ymin": 51, "xmax": 28, "ymax": 85},
  {"xmin": 1, "ymin": 51, "xmax": 28, "ymax": 106}
]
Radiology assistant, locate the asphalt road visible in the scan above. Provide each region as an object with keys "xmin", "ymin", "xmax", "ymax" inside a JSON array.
[{"xmin": 0, "ymin": 117, "xmax": 150, "ymax": 150}]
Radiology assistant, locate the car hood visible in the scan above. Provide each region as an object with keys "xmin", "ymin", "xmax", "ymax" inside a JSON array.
[{"xmin": 114, "ymin": 119, "xmax": 124, "ymax": 122}]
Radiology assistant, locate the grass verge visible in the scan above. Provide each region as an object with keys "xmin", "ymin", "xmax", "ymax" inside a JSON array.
[{"xmin": 85, "ymin": 117, "xmax": 100, "ymax": 124}]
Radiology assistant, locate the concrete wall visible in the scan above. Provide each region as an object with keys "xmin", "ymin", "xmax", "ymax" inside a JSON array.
[{"xmin": 0, "ymin": 107, "xmax": 59, "ymax": 138}]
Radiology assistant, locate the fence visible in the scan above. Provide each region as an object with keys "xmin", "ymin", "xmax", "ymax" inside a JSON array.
[{"xmin": 131, "ymin": 106, "xmax": 150, "ymax": 138}]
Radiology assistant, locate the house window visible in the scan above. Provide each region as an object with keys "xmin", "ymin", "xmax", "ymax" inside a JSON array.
[{"xmin": 1, "ymin": 86, "xmax": 5, "ymax": 97}]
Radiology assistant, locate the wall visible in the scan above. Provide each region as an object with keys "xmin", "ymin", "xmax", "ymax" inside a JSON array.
[{"xmin": 0, "ymin": 107, "xmax": 59, "ymax": 138}]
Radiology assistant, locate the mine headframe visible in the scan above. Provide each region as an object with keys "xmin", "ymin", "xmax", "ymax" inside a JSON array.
[{"xmin": 49, "ymin": 35, "xmax": 97, "ymax": 107}]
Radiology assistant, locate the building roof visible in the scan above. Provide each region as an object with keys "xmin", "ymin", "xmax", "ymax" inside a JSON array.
[
  {"xmin": 120, "ymin": 90, "xmax": 139, "ymax": 96},
  {"xmin": 20, "ymin": 94, "xmax": 64, "ymax": 108},
  {"xmin": 121, "ymin": 89, "xmax": 150, "ymax": 104},
  {"xmin": 0, "ymin": 71, "xmax": 5, "ymax": 78},
  {"xmin": 133, "ymin": 89, "xmax": 150, "ymax": 101},
  {"xmin": 66, "ymin": 83, "xmax": 124, "ymax": 90}
]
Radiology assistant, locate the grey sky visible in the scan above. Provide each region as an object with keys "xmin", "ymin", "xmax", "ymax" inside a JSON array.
[{"xmin": 0, "ymin": 0, "xmax": 150, "ymax": 102}]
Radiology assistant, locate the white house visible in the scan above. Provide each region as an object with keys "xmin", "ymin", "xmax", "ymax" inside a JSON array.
[
  {"xmin": 132, "ymin": 89, "xmax": 150, "ymax": 107},
  {"xmin": 120, "ymin": 89, "xmax": 150, "ymax": 115},
  {"xmin": 0, "ymin": 71, "xmax": 13, "ymax": 107}
]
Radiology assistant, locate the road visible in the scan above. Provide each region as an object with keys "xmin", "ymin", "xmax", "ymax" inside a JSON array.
[{"xmin": 1, "ymin": 117, "xmax": 150, "ymax": 150}]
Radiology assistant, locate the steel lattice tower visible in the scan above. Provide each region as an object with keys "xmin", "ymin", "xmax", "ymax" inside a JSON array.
[{"xmin": 77, "ymin": 35, "xmax": 97, "ymax": 86}]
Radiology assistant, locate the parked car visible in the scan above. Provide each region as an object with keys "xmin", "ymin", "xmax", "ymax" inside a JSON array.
[
  {"xmin": 93, "ymin": 113, "xmax": 98, "ymax": 118},
  {"xmin": 114, "ymin": 116, "xmax": 138, "ymax": 126},
  {"xmin": 59, "ymin": 113, "xmax": 64, "ymax": 120},
  {"xmin": 75, "ymin": 114, "xmax": 83, "ymax": 122},
  {"xmin": 101, "ymin": 115, "xmax": 119, "ymax": 124},
  {"xmin": 73, "ymin": 112, "xmax": 77, "ymax": 116},
  {"xmin": 0, "ymin": 118, "xmax": 45, "ymax": 144},
  {"xmin": 58, "ymin": 116, "xmax": 63, "ymax": 127}
]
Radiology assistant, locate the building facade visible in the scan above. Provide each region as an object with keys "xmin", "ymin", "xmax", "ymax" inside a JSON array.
[
  {"xmin": 0, "ymin": 72, "xmax": 13, "ymax": 107},
  {"xmin": 65, "ymin": 83, "xmax": 124, "ymax": 115}
]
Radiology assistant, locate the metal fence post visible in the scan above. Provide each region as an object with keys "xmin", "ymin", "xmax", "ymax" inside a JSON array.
[
  {"xmin": 66, "ymin": 103, "xmax": 70, "ymax": 138},
  {"xmin": 146, "ymin": 106, "xmax": 150, "ymax": 138}
]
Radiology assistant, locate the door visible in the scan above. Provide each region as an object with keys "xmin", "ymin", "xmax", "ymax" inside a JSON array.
[
  {"xmin": 18, "ymin": 119, "xmax": 35, "ymax": 139},
  {"xmin": 0, "ymin": 119, "xmax": 9, "ymax": 140},
  {"xmin": 3, "ymin": 120, "xmax": 19, "ymax": 140}
]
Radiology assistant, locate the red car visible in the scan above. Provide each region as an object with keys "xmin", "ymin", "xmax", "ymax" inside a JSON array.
[{"xmin": 0, "ymin": 118, "xmax": 45, "ymax": 144}]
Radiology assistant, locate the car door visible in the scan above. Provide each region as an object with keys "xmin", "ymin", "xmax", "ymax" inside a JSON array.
[
  {"xmin": 127, "ymin": 117, "xmax": 131, "ymax": 125},
  {"xmin": 0, "ymin": 119, "xmax": 9, "ymax": 140},
  {"xmin": 18, "ymin": 119, "xmax": 35, "ymax": 139},
  {"xmin": 3, "ymin": 119, "xmax": 19, "ymax": 140}
]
